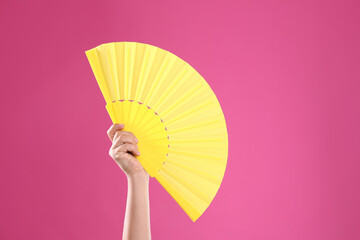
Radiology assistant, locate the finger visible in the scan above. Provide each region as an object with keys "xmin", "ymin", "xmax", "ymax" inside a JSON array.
[
  {"xmin": 115, "ymin": 143, "xmax": 141, "ymax": 156},
  {"xmin": 114, "ymin": 152, "xmax": 139, "ymax": 169},
  {"xmin": 114, "ymin": 130, "xmax": 139, "ymax": 143},
  {"xmin": 112, "ymin": 134, "xmax": 138, "ymax": 147},
  {"xmin": 107, "ymin": 124, "xmax": 125, "ymax": 141},
  {"xmin": 115, "ymin": 151, "xmax": 138, "ymax": 162}
]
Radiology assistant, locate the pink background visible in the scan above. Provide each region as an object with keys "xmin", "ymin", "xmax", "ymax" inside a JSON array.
[{"xmin": 1, "ymin": 0, "xmax": 359, "ymax": 239}]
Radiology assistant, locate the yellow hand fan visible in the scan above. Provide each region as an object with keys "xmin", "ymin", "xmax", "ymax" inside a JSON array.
[{"xmin": 85, "ymin": 42, "xmax": 228, "ymax": 222}]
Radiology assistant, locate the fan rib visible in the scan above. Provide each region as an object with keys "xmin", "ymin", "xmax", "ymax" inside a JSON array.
[
  {"xmin": 134, "ymin": 45, "xmax": 148, "ymax": 100},
  {"xmin": 140, "ymin": 154, "xmax": 162, "ymax": 173},
  {"xmin": 155, "ymin": 71, "xmax": 198, "ymax": 112},
  {"xmin": 147, "ymin": 56, "xmax": 177, "ymax": 106},
  {"xmin": 127, "ymin": 43, "xmax": 135, "ymax": 101},
  {"xmin": 127, "ymin": 100, "xmax": 137, "ymax": 128},
  {"xmin": 170, "ymin": 138, "xmax": 223, "ymax": 144},
  {"xmin": 168, "ymin": 119, "xmax": 220, "ymax": 134},
  {"xmin": 130, "ymin": 102, "xmax": 151, "ymax": 128},
  {"xmin": 144, "ymin": 53, "xmax": 170, "ymax": 104},
  {"xmin": 160, "ymin": 84, "xmax": 203, "ymax": 117},
  {"xmin": 160, "ymin": 167, "xmax": 210, "ymax": 205},
  {"xmin": 166, "ymin": 159, "xmax": 222, "ymax": 185},
  {"xmin": 134, "ymin": 105, "xmax": 159, "ymax": 131},
  {"xmin": 105, "ymin": 44, "xmax": 116, "ymax": 100},
  {"xmin": 168, "ymin": 151, "xmax": 226, "ymax": 166},
  {"xmin": 140, "ymin": 121, "xmax": 166, "ymax": 137},
  {"xmin": 138, "ymin": 47, "xmax": 156, "ymax": 102},
  {"xmin": 156, "ymin": 174, "xmax": 202, "ymax": 221},
  {"xmin": 165, "ymin": 100, "xmax": 214, "ymax": 125},
  {"xmin": 152, "ymin": 66, "xmax": 188, "ymax": 110},
  {"xmin": 111, "ymin": 43, "xmax": 121, "ymax": 100},
  {"xmin": 169, "ymin": 149, "xmax": 223, "ymax": 161},
  {"xmin": 92, "ymin": 49, "xmax": 112, "ymax": 103},
  {"xmin": 110, "ymin": 44, "xmax": 120, "ymax": 101},
  {"xmin": 124, "ymin": 45, "xmax": 129, "ymax": 100},
  {"xmin": 137, "ymin": 115, "xmax": 164, "ymax": 135}
]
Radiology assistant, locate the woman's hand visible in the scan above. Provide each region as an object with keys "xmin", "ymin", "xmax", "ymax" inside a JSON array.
[{"xmin": 107, "ymin": 123, "xmax": 146, "ymax": 176}]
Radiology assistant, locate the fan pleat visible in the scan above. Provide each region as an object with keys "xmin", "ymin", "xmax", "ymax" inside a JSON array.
[
  {"xmin": 164, "ymin": 162, "xmax": 220, "ymax": 200},
  {"xmin": 137, "ymin": 47, "xmax": 157, "ymax": 103},
  {"xmin": 137, "ymin": 115, "xmax": 164, "ymax": 135},
  {"xmin": 128, "ymin": 100, "xmax": 139, "ymax": 127},
  {"xmin": 167, "ymin": 103, "xmax": 222, "ymax": 130},
  {"xmin": 124, "ymin": 44, "xmax": 129, "ymax": 100},
  {"xmin": 171, "ymin": 143, "xmax": 225, "ymax": 159},
  {"xmin": 131, "ymin": 103, "xmax": 149, "ymax": 128},
  {"xmin": 164, "ymin": 85, "xmax": 213, "ymax": 119},
  {"xmin": 130, "ymin": 43, "xmax": 145, "ymax": 100},
  {"xmin": 126, "ymin": 43, "xmax": 135, "ymax": 100},
  {"xmin": 143, "ymin": 48, "xmax": 167, "ymax": 107},
  {"xmin": 87, "ymin": 50, "xmax": 112, "ymax": 103},
  {"xmin": 166, "ymin": 158, "xmax": 222, "ymax": 185},
  {"xmin": 152, "ymin": 67, "xmax": 191, "ymax": 111},
  {"xmin": 171, "ymin": 130, "xmax": 226, "ymax": 141},
  {"xmin": 155, "ymin": 71, "xmax": 197, "ymax": 113},
  {"xmin": 144, "ymin": 52, "xmax": 170, "ymax": 104},
  {"xmin": 113, "ymin": 44, "xmax": 124, "ymax": 100},
  {"xmin": 168, "ymin": 147, "xmax": 226, "ymax": 167},
  {"xmin": 135, "ymin": 106, "xmax": 155, "ymax": 130},
  {"xmin": 147, "ymin": 55, "xmax": 177, "ymax": 107},
  {"xmin": 169, "ymin": 120, "xmax": 220, "ymax": 136},
  {"xmin": 107, "ymin": 43, "xmax": 118, "ymax": 101},
  {"xmin": 168, "ymin": 153, "xmax": 226, "ymax": 174},
  {"xmin": 169, "ymin": 148, "xmax": 223, "ymax": 161},
  {"xmin": 160, "ymin": 166, "xmax": 211, "ymax": 205},
  {"xmin": 160, "ymin": 83, "xmax": 203, "ymax": 117},
  {"xmin": 97, "ymin": 46, "xmax": 116, "ymax": 102},
  {"xmin": 165, "ymin": 100, "xmax": 214, "ymax": 125},
  {"xmin": 134, "ymin": 45, "xmax": 150, "ymax": 101},
  {"xmin": 156, "ymin": 172, "xmax": 203, "ymax": 221},
  {"xmin": 139, "ymin": 153, "xmax": 160, "ymax": 174},
  {"xmin": 170, "ymin": 138, "xmax": 223, "ymax": 144}
]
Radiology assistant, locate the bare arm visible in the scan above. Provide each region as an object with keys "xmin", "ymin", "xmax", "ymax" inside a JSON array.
[{"xmin": 107, "ymin": 124, "xmax": 151, "ymax": 240}]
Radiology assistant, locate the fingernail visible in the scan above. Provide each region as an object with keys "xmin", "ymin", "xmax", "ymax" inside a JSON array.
[{"xmin": 135, "ymin": 138, "xmax": 139, "ymax": 143}]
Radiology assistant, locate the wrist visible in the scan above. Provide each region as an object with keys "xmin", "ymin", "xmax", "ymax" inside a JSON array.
[{"xmin": 127, "ymin": 169, "xmax": 149, "ymax": 183}]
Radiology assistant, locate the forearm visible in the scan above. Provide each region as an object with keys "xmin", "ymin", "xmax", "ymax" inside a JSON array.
[
  {"xmin": 123, "ymin": 172, "xmax": 151, "ymax": 240},
  {"xmin": 107, "ymin": 124, "xmax": 151, "ymax": 239}
]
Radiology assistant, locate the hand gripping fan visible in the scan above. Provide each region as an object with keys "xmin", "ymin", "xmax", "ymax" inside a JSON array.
[{"xmin": 85, "ymin": 42, "xmax": 228, "ymax": 222}]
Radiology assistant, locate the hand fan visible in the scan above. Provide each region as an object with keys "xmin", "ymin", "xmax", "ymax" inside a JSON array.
[{"xmin": 85, "ymin": 42, "xmax": 228, "ymax": 222}]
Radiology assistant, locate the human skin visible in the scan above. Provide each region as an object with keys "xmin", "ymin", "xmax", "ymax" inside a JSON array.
[{"xmin": 107, "ymin": 123, "xmax": 151, "ymax": 240}]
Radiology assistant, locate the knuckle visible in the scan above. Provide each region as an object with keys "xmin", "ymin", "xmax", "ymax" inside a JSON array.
[
  {"xmin": 108, "ymin": 148, "xmax": 114, "ymax": 157},
  {"xmin": 123, "ymin": 131, "xmax": 134, "ymax": 137},
  {"xmin": 125, "ymin": 143, "xmax": 134, "ymax": 148},
  {"xmin": 107, "ymin": 126, "xmax": 113, "ymax": 134},
  {"xmin": 116, "ymin": 134, "xmax": 122, "ymax": 140},
  {"xmin": 113, "ymin": 133, "xmax": 122, "ymax": 142},
  {"xmin": 121, "ymin": 143, "xmax": 130, "ymax": 149}
]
